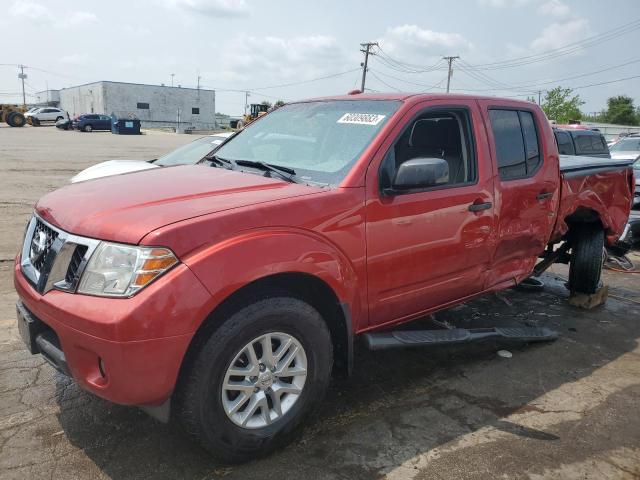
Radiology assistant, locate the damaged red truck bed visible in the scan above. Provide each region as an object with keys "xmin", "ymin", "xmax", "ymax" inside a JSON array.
[{"xmin": 14, "ymin": 93, "xmax": 634, "ymax": 461}]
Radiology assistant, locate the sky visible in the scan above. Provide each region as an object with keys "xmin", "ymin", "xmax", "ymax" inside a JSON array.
[{"xmin": 1, "ymin": 0, "xmax": 639, "ymax": 116}]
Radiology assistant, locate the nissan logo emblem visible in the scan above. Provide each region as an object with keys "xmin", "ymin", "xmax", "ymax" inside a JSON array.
[{"xmin": 29, "ymin": 231, "xmax": 47, "ymax": 264}]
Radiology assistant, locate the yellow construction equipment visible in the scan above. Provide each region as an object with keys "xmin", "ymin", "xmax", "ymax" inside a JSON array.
[
  {"xmin": 234, "ymin": 103, "xmax": 270, "ymax": 129},
  {"xmin": 0, "ymin": 104, "xmax": 27, "ymax": 127}
]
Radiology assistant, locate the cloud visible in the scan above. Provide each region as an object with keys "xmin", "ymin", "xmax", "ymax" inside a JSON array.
[
  {"xmin": 379, "ymin": 25, "xmax": 473, "ymax": 58},
  {"xmin": 530, "ymin": 18, "xmax": 590, "ymax": 52},
  {"xmin": 166, "ymin": 0, "xmax": 249, "ymax": 17},
  {"xmin": 9, "ymin": 0, "xmax": 50, "ymax": 21},
  {"xmin": 60, "ymin": 53, "xmax": 90, "ymax": 65},
  {"xmin": 478, "ymin": 0, "xmax": 530, "ymax": 7},
  {"xmin": 9, "ymin": 0, "xmax": 98, "ymax": 27},
  {"xmin": 538, "ymin": 0, "xmax": 570, "ymax": 18},
  {"xmin": 65, "ymin": 11, "xmax": 98, "ymax": 26},
  {"xmin": 205, "ymin": 34, "xmax": 351, "ymax": 85}
]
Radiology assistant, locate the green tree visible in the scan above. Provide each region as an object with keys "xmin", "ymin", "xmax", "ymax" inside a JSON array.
[
  {"xmin": 260, "ymin": 100, "xmax": 273, "ymax": 109},
  {"xmin": 274, "ymin": 99, "xmax": 286, "ymax": 107},
  {"xmin": 603, "ymin": 95, "xmax": 638, "ymax": 125},
  {"xmin": 541, "ymin": 87, "xmax": 584, "ymax": 124}
]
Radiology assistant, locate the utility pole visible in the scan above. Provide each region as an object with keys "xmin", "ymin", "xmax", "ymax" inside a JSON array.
[
  {"xmin": 538, "ymin": 90, "xmax": 542, "ymax": 105},
  {"xmin": 360, "ymin": 42, "xmax": 378, "ymax": 92},
  {"xmin": 18, "ymin": 65, "xmax": 27, "ymax": 108},
  {"xmin": 170, "ymin": 73, "xmax": 175, "ymax": 87},
  {"xmin": 197, "ymin": 75, "xmax": 201, "ymax": 99},
  {"xmin": 443, "ymin": 56, "xmax": 459, "ymax": 93},
  {"xmin": 244, "ymin": 91, "xmax": 250, "ymax": 115}
]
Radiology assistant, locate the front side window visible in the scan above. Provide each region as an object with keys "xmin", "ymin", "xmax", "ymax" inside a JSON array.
[
  {"xmin": 379, "ymin": 108, "xmax": 476, "ymax": 192},
  {"xmin": 214, "ymin": 100, "xmax": 401, "ymax": 186},
  {"xmin": 489, "ymin": 109, "xmax": 541, "ymax": 180}
]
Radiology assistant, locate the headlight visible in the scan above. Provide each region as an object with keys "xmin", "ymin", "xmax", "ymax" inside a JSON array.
[{"xmin": 77, "ymin": 242, "xmax": 178, "ymax": 297}]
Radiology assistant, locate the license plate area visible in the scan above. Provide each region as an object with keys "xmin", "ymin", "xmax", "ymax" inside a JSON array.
[{"xmin": 16, "ymin": 302, "xmax": 46, "ymax": 354}]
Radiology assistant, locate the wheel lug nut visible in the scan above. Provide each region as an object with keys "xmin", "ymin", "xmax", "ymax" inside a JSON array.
[{"xmin": 259, "ymin": 364, "xmax": 266, "ymax": 372}]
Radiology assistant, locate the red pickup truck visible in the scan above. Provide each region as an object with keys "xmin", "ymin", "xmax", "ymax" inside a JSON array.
[{"xmin": 14, "ymin": 93, "xmax": 634, "ymax": 461}]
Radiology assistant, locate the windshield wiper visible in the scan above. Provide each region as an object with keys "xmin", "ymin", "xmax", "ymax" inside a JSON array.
[
  {"xmin": 235, "ymin": 160, "xmax": 298, "ymax": 183},
  {"xmin": 205, "ymin": 154, "xmax": 235, "ymax": 169}
]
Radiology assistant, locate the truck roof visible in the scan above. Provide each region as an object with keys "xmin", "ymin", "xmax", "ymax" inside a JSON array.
[{"xmin": 296, "ymin": 92, "xmax": 539, "ymax": 108}]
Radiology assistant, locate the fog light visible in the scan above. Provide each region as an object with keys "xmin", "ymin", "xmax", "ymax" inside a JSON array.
[{"xmin": 98, "ymin": 357, "xmax": 106, "ymax": 378}]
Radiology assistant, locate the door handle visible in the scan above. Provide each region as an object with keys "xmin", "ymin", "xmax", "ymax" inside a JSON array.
[
  {"xmin": 468, "ymin": 202, "xmax": 492, "ymax": 212},
  {"xmin": 536, "ymin": 192, "xmax": 553, "ymax": 200}
]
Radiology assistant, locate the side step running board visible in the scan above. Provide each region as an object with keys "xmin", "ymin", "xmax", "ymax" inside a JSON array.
[{"xmin": 363, "ymin": 326, "xmax": 558, "ymax": 351}]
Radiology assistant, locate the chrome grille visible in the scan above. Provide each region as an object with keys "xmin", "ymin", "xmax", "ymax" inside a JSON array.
[
  {"xmin": 30, "ymin": 219, "xmax": 59, "ymax": 273},
  {"xmin": 65, "ymin": 245, "xmax": 88, "ymax": 284},
  {"xmin": 21, "ymin": 215, "xmax": 100, "ymax": 294}
]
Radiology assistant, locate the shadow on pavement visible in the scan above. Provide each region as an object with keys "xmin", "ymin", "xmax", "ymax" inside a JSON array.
[{"xmin": 54, "ymin": 274, "xmax": 640, "ymax": 479}]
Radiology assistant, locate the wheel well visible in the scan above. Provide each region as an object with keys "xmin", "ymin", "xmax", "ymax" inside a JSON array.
[
  {"xmin": 177, "ymin": 272, "xmax": 352, "ymax": 387},
  {"xmin": 564, "ymin": 207, "xmax": 604, "ymax": 240}
]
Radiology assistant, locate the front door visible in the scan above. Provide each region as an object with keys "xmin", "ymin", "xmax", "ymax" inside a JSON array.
[{"xmin": 365, "ymin": 101, "xmax": 496, "ymax": 327}]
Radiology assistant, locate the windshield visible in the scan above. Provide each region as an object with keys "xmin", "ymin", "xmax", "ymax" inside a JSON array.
[
  {"xmin": 610, "ymin": 137, "xmax": 640, "ymax": 152},
  {"xmin": 155, "ymin": 135, "xmax": 228, "ymax": 166},
  {"xmin": 634, "ymin": 158, "xmax": 640, "ymax": 170},
  {"xmin": 214, "ymin": 100, "xmax": 401, "ymax": 185}
]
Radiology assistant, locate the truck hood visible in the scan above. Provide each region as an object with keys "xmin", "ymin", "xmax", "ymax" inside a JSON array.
[
  {"xmin": 36, "ymin": 165, "xmax": 323, "ymax": 244},
  {"xmin": 70, "ymin": 159, "xmax": 158, "ymax": 183}
]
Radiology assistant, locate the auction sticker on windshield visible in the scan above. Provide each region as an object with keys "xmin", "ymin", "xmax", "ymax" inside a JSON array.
[{"xmin": 337, "ymin": 113, "xmax": 386, "ymax": 125}]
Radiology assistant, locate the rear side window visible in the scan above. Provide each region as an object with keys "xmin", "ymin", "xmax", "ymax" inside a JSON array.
[
  {"xmin": 594, "ymin": 135, "xmax": 609, "ymax": 154},
  {"xmin": 489, "ymin": 109, "xmax": 541, "ymax": 180},
  {"xmin": 575, "ymin": 134, "xmax": 593, "ymax": 154},
  {"xmin": 555, "ymin": 131, "xmax": 575, "ymax": 155}
]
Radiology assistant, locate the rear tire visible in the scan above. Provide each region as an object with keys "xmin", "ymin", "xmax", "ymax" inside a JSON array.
[
  {"xmin": 569, "ymin": 225, "xmax": 604, "ymax": 294},
  {"xmin": 6, "ymin": 112, "xmax": 25, "ymax": 127},
  {"xmin": 174, "ymin": 295, "xmax": 333, "ymax": 463}
]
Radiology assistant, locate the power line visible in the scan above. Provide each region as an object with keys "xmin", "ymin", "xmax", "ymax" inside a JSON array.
[
  {"xmin": 469, "ymin": 19, "xmax": 640, "ymax": 70},
  {"xmin": 368, "ymin": 70, "xmax": 401, "ymax": 92},
  {"xmin": 453, "ymin": 57, "xmax": 640, "ymax": 93},
  {"xmin": 248, "ymin": 68, "xmax": 361, "ymax": 91},
  {"xmin": 370, "ymin": 69, "xmax": 446, "ymax": 89}
]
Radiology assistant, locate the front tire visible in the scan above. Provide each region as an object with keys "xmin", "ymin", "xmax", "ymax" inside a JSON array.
[
  {"xmin": 83, "ymin": 124, "xmax": 93, "ymax": 132},
  {"xmin": 175, "ymin": 296, "xmax": 333, "ymax": 463},
  {"xmin": 569, "ymin": 225, "xmax": 604, "ymax": 294}
]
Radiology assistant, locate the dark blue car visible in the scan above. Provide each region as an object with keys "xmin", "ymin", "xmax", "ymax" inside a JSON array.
[{"xmin": 73, "ymin": 114, "xmax": 112, "ymax": 132}]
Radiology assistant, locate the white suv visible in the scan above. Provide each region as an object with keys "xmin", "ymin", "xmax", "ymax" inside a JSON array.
[{"xmin": 26, "ymin": 107, "xmax": 66, "ymax": 123}]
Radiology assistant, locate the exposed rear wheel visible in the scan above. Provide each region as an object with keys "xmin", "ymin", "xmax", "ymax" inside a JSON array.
[
  {"xmin": 569, "ymin": 225, "xmax": 604, "ymax": 294},
  {"xmin": 174, "ymin": 295, "xmax": 333, "ymax": 463},
  {"xmin": 6, "ymin": 111, "xmax": 25, "ymax": 127}
]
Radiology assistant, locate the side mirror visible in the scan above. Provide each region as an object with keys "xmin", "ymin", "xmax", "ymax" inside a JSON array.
[{"xmin": 390, "ymin": 157, "xmax": 449, "ymax": 192}]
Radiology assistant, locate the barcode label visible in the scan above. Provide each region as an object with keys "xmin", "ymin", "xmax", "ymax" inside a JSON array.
[{"xmin": 337, "ymin": 113, "xmax": 386, "ymax": 125}]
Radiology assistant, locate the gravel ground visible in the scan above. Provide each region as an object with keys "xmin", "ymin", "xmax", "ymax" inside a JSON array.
[{"xmin": 1, "ymin": 125, "xmax": 639, "ymax": 479}]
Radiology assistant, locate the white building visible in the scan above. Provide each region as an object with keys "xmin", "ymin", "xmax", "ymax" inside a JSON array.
[{"xmin": 58, "ymin": 81, "xmax": 216, "ymax": 130}]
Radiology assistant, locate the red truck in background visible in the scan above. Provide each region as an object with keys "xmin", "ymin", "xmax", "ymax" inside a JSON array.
[{"xmin": 14, "ymin": 93, "xmax": 634, "ymax": 462}]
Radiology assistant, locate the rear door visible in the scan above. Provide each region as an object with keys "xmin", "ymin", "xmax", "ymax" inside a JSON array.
[
  {"xmin": 478, "ymin": 102, "xmax": 560, "ymax": 288},
  {"xmin": 365, "ymin": 99, "xmax": 496, "ymax": 327},
  {"xmin": 99, "ymin": 115, "xmax": 111, "ymax": 130},
  {"xmin": 39, "ymin": 108, "xmax": 54, "ymax": 121}
]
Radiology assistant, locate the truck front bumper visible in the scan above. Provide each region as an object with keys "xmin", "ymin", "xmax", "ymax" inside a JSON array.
[{"xmin": 13, "ymin": 258, "xmax": 211, "ymax": 407}]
